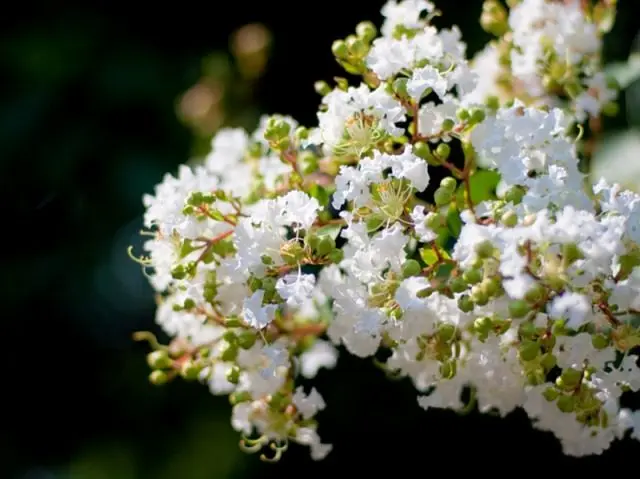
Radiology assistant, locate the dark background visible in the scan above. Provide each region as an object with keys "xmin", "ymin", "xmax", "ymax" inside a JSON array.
[{"xmin": 2, "ymin": 1, "xmax": 640, "ymax": 477}]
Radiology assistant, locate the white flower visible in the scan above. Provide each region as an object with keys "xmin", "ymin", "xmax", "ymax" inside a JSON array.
[{"xmin": 241, "ymin": 290, "xmax": 276, "ymax": 330}]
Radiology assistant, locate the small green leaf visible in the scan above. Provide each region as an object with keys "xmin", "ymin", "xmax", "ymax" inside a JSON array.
[
  {"xmin": 420, "ymin": 248, "xmax": 438, "ymax": 266},
  {"xmin": 420, "ymin": 245, "xmax": 450, "ymax": 266},
  {"xmin": 446, "ymin": 206, "xmax": 463, "ymax": 238},
  {"xmin": 308, "ymin": 183, "xmax": 330, "ymax": 207},
  {"xmin": 180, "ymin": 239, "xmax": 198, "ymax": 258},
  {"xmin": 455, "ymin": 169, "xmax": 500, "ymax": 209},
  {"xmin": 315, "ymin": 223, "xmax": 343, "ymax": 241}
]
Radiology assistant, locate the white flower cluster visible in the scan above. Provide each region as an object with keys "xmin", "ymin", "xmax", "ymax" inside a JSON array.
[
  {"xmin": 133, "ymin": 0, "xmax": 640, "ymax": 462},
  {"xmin": 473, "ymin": 0, "xmax": 618, "ymax": 122}
]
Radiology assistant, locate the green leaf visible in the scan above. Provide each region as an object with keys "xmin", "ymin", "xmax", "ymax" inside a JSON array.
[
  {"xmin": 446, "ymin": 206, "xmax": 463, "ymax": 238},
  {"xmin": 420, "ymin": 248, "xmax": 438, "ymax": 266},
  {"xmin": 180, "ymin": 239, "xmax": 198, "ymax": 258},
  {"xmin": 419, "ymin": 245, "xmax": 450, "ymax": 266},
  {"xmin": 315, "ymin": 223, "xmax": 343, "ymax": 241},
  {"xmin": 308, "ymin": 183, "xmax": 330, "ymax": 207},
  {"xmin": 455, "ymin": 169, "xmax": 500, "ymax": 209},
  {"xmin": 605, "ymin": 53, "xmax": 640, "ymax": 89}
]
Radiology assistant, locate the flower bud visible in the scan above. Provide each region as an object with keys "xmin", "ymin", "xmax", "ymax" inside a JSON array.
[
  {"xmin": 457, "ymin": 294, "xmax": 474, "ymax": 313},
  {"xmin": 414, "ymin": 141, "xmax": 433, "ymax": 161},
  {"xmin": 434, "ymin": 187, "xmax": 453, "ymax": 206},
  {"xmin": 480, "ymin": 0, "xmax": 508, "ymax": 37},
  {"xmin": 543, "ymin": 387, "xmax": 559, "ymax": 401},
  {"xmin": 591, "ymin": 334, "xmax": 609, "ymax": 350},
  {"xmin": 508, "ymin": 299, "xmax": 529, "ymax": 319},
  {"xmin": 147, "ymin": 350, "xmax": 172, "ymax": 370},
  {"xmin": 462, "ymin": 268, "xmax": 482, "ymax": 285},
  {"xmin": 180, "ymin": 360, "xmax": 201, "ymax": 381},
  {"xmin": 449, "ymin": 277, "xmax": 467, "ymax": 294},
  {"xmin": 356, "ymin": 21, "xmax": 377, "ymax": 42},
  {"xmin": 314, "ymin": 80, "xmax": 332, "ymax": 96},
  {"xmin": 331, "ymin": 40, "xmax": 348, "ymax": 58},
  {"xmin": 503, "ymin": 185, "xmax": 525, "ymax": 204},
  {"xmin": 440, "ymin": 177, "xmax": 457, "ymax": 192},
  {"xmin": 556, "ymin": 395, "xmax": 575, "ymax": 413},
  {"xmin": 435, "ymin": 143, "xmax": 451, "ymax": 161},
  {"xmin": 518, "ymin": 341, "xmax": 540, "ymax": 362},
  {"xmin": 500, "ymin": 210, "xmax": 518, "ymax": 227},
  {"xmin": 149, "ymin": 370, "xmax": 169, "ymax": 386},
  {"xmin": 400, "ymin": 259, "xmax": 421, "ymax": 278},
  {"xmin": 441, "ymin": 118, "xmax": 455, "ymax": 132},
  {"xmin": 474, "ymin": 240, "xmax": 494, "ymax": 259}
]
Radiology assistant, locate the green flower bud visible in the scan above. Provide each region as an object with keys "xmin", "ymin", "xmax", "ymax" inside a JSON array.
[
  {"xmin": 295, "ymin": 126, "xmax": 309, "ymax": 141},
  {"xmin": 508, "ymin": 299, "xmax": 529, "ymax": 319},
  {"xmin": 462, "ymin": 268, "xmax": 483, "ymax": 285},
  {"xmin": 474, "ymin": 316, "xmax": 493, "ymax": 333},
  {"xmin": 469, "ymin": 108, "xmax": 486, "ymax": 124},
  {"xmin": 402, "ymin": 259, "xmax": 422, "ymax": 278},
  {"xmin": 356, "ymin": 21, "xmax": 377, "ymax": 42},
  {"xmin": 441, "ymin": 118, "xmax": 455, "ymax": 132},
  {"xmin": 149, "ymin": 370, "xmax": 169, "ymax": 386},
  {"xmin": 147, "ymin": 350, "xmax": 172, "ymax": 370},
  {"xmin": 331, "ymin": 39, "xmax": 348, "ymax": 58},
  {"xmin": 591, "ymin": 334, "xmax": 609, "ymax": 350},
  {"xmin": 346, "ymin": 36, "xmax": 368, "ymax": 57},
  {"xmin": 481, "ymin": 277, "xmax": 500, "ymax": 297},
  {"xmin": 458, "ymin": 294, "xmax": 475, "ymax": 313},
  {"xmin": 435, "ymin": 143, "xmax": 451, "ymax": 160},
  {"xmin": 485, "ymin": 95, "xmax": 500, "ymax": 111},
  {"xmin": 518, "ymin": 341, "xmax": 540, "ymax": 362},
  {"xmin": 414, "ymin": 141, "xmax": 433, "ymax": 161},
  {"xmin": 474, "ymin": 240, "xmax": 494, "ymax": 259},
  {"xmin": 543, "ymin": 387, "xmax": 559, "ymax": 401},
  {"xmin": 561, "ymin": 368, "xmax": 582, "ymax": 388},
  {"xmin": 450, "ymin": 277, "xmax": 467, "ymax": 293},
  {"xmin": 556, "ymin": 395, "xmax": 575, "ymax": 413},
  {"xmin": 314, "ymin": 80, "xmax": 332, "ymax": 96},
  {"xmin": 501, "ymin": 210, "xmax": 518, "ymax": 227},
  {"xmin": 524, "ymin": 283, "xmax": 545, "ymax": 304},
  {"xmin": 440, "ymin": 177, "xmax": 457, "ymax": 192},
  {"xmin": 180, "ymin": 360, "xmax": 201, "ymax": 381},
  {"xmin": 471, "ymin": 285, "xmax": 489, "ymax": 306},
  {"xmin": 504, "ymin": 185, "xmax": 525, "ymax": 204},
  {"xmin": 455, "ymin": 108, "xmax": 470, "ymax": 123},
  {"xmin": 434, "ymin": 188, "xmax": 453, "ymax": 206},
  {"xmin": 426, "ymin": 212, "xmax": 445, "ymax": 230}
]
